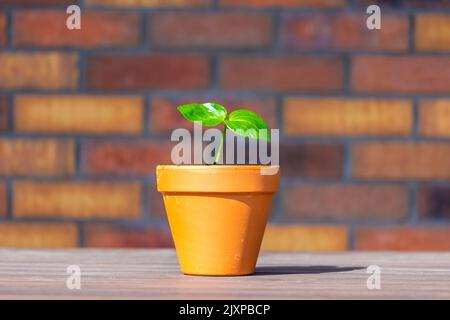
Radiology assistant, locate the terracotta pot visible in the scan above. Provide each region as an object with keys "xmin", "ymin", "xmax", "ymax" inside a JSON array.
[{"xmin": 157, "ymin": 165, "xmax": 280, "ymax": 276}]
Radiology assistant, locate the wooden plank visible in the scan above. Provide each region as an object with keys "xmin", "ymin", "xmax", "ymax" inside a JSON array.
[{"xmin": 0, "ymin": 249, "xmax": 449, "ymax": 299}]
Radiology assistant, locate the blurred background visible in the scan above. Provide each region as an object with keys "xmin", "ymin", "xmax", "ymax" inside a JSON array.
[{"xmin": 0, "ymin": 0, "xmax": 450, "ymax": 251}]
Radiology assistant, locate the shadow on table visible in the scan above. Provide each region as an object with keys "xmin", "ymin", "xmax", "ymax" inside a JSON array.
[{"xmin": 254, "ymin": 265, "xmax": 365, "ymax": 276}]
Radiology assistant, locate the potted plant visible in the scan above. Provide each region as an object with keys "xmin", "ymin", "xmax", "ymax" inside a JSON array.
[{"xmin": 157, "ymin": 102, "xmax": 280, "ymax": 276}]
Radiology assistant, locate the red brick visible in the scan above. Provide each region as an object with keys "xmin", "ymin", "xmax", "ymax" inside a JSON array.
[
  {"xmin": 87, "ymin": 54, "xmax": 210, "ymax": 90},
  {"xmin": 419, "ymin": 100, "xmax": 450, "ymax": 137},
  {"xmin": 14, "ymin": 181, "xmax": 141, "ymax": 219},
  {"xmin": 0, "ymin": 139, "xmax": 75, "ymax": 177},
  {"xmin": 221, "ymin": 56, "xmax": 343, "ymax": 92},
  {"xmin": 221, "ymin": 0, "xmax": 345, "ymax": 8},
  {"xmin": 15, "ymin": 95, "xmax": 143, "ymax": 134},
  {"xmin": 355, "ymin": 0, "xmax": 450, "ymax": 9},
  {"xmin": 418, "ymin": 186, "xmax": 450, "ymax": 220},
  {"xmin": 14, "ymin": 11, "xmax": 140, "ymax": 48},
  {"xmin": 150, "ymin": 12, "xmax": 272, "ymax": 48},
  {"xmin": 0, "ymin": 12, "xmax": 6, "ymax": 47},
  {"xmin": 86, "ymin": 0, "xmax": 211, "ymax": 7},
  {"xmin": 285, "ymin": 184, "xmax": 408, "ymax": 221},
  {"xmin": 0, "ymin": 52, "xmax": 78, "ymax": 90},
  {"xmin": 352, "ymin": 143, "xmax": 450, "ymax": 180},
  {"xmin": 281, "ymin": 143, "xmax": 343, "ymax": 179},
  {"xmin": 85, "ymin": 224, "xmax": 173, "ymax": 248},
  {"xmin": 81, "ymin": 140, "xmax": 173, "ymax": 176},
  {"xmin": 282, "ymin": 14, "xmax": 408, "ymax": 52},
  {"xmin": 352, "ymin": 56, "xmax": 450, "ymax": 94},
  {"xmin": 0, "ymin": 182, "xmax": 6, "ymax": 217},
  {"xmin": 356, "ymin": 227, "xmax": 450, "ymax": 251},
  {"xmin": 2, "ymin": 0, "xmax": 73, "ymax": 5},
  {"xmin": 0, "ymin": 223, "xmax": 78, "ymax": 248},
  {"xmin": 284, "ymin": 98, "xmax": 412, "ymax": 136},
  {"xmin": 262, "ymin": 225, "xmax": 348, "ymax": 251},
  {"xmin": 416, "ymin": 14, "xmax": 450, "ymax": 52},
  {"xmin": 149, "ymin": 96, "xmax": 278, "ymax": 133},
  {"xmin": 0, "ymin": 96, "xmax": 8, "ymax": 132}
]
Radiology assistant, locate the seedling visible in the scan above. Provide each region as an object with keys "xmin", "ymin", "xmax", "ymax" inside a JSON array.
[
  {"xmin": 177, "ymin": 102, "xmax": 270, "ymax": 164},
  {"xmin": 158, "ymin": 103, "xmax": 280, "ymax": 276}
]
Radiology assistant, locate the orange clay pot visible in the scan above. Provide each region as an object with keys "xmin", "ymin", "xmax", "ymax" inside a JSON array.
[{"xmin": 157, "ymin": 165, "xmax": 280, "ymax": 276}]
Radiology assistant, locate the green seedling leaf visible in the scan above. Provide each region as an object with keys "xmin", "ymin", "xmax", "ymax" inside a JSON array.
[
  {"xmin": 224, "ymin": 109, "xmax": 271, "ymax": 141},
  {"xmin": 176, "ymin": 102, "xmax": 272, "ymax": 164},
  {"xmin": 177, "ymin": 102, "xmax": 227, "ymax": 126}
]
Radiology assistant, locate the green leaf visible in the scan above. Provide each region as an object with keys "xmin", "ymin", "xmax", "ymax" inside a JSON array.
[
  {"xmin": 177, "ymin": 102, "xmax": 227, "ymax": 126},
  {"xmin": 224, "ymin": 109, "xmax": 271, "ymax": 141}
]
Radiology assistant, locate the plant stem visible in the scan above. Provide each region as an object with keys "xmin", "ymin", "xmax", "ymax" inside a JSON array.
[{"xmin": 214, "ymin": 125, "xmax": 226, "ymax": 164}]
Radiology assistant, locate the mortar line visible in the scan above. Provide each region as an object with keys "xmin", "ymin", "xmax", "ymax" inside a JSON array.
[
  {"xmin": 412, "ymin": 97, "xmax": 420, "ymax": 138},
  {"xmin": 409, "ymin": 182, "xmax": 419, "ymax": 224},
  {"xmin": 78, "ymin": 221, "xmax": 86, "ymax": 247},
  {"xmin": 5, "ymin": 6, "xmax": 13, "ymax": 48},
  {"xmin": 348, "ymin": 223, "xmax": 356, "ymax": 251},
  {"xmin": 342, "ymin": 142, "xmax": 352, "ymax": 181},
  {"xmin": 272, "ymin": 7, "xmax": 282, "ymax": 54},
  {"xmin": 5, "ymin": 176, "xmax": 13, "ymax": 221},
  {"xmin": 409, "ymin": 12, "xmax": 416, "ymax": 53},
  {"xmin": 144, "ymin": 94, "xmax": 151, "ymax": 134},
  {"xmin": 141, "ymin": 9, "xmax": 150, "ymax": 50}
]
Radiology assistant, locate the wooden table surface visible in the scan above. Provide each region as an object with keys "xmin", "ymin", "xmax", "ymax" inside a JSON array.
[{"xmin": 0, "ymin": 249, "xmax": 449, "ymax": 299}]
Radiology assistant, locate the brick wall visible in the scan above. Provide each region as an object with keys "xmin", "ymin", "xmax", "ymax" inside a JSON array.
[{"xmin": 1, "ymin": 0, "xmax": 450, "ymax": 251}]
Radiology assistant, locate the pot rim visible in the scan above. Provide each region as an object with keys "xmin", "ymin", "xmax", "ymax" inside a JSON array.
[
  {"xmin": 157, "ymin": 164, "xmax": 279, "ymax": 170},
  {"xmin": 156, "ymin": 165, "xmax": 280, "ymax": 193}
]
